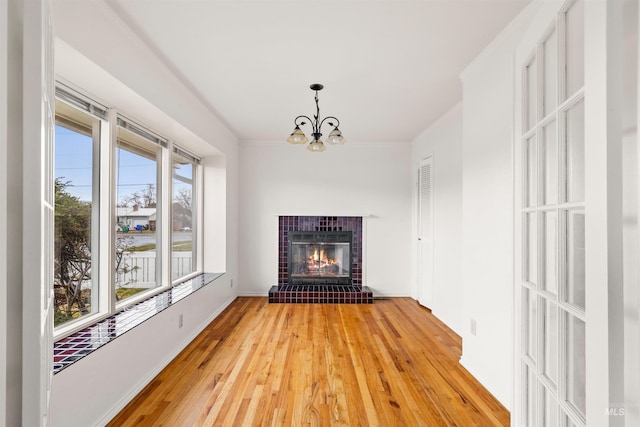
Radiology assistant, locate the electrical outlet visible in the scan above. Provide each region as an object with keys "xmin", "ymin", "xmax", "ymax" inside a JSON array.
[
  {"xmin": 230, "ymin": 279, "xmax": 233, "ymax": 288},
  {"xmin": 178, "ymin": 314, "xmax": 183, "ymax": 328},
  {"xmin": 470, "ymin": 319, "xmax": 477, "ymax": 336}
]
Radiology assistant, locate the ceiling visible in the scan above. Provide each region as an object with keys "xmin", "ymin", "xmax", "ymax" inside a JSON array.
[{"xmin": 106, "ymin": 0, "xmax": 530, "ymax": 143}]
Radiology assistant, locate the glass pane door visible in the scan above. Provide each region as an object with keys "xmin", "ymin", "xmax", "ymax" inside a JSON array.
[{"xmin": 518, "ymin": 1, "xmax": 586, "ymax": 425}]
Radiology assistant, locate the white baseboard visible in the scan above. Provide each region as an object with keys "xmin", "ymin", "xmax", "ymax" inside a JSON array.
[
  {"xmin": 238, "ymin": 292, "xmax": 269, "ymax": 297},
  {"xmin": 370, "ymin": 292, "xmax": 413, "ymax": 298}
]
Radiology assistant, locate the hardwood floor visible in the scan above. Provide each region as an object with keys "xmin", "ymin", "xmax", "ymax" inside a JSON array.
[{"xmin": 107, "ymin": 297, "xmax": 509, "ymax": 426}]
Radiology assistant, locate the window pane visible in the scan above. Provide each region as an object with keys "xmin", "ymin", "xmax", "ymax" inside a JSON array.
[
  {"xmin": 565, "ymin": 313, "xmax": 586, "ymax": 418},
  {"xmin": 543, "ymin": 27, "xmax": 558, "ymax": 116},
  {"xmin": 564, "ymin": 414, "xmax": 578, "ymax": 427},
  {"xmin": 526, "ymin": 213, "xmax": 538, "ymax": 285},
  {"xmin": 54, "ymin": 120, "xmax": 97, "ymax": 327},
  {"xmin": 525, "ymin": 364, "xmax": 537, "ymax": 426},
  {"xmin": 526, "ymin": 135, "xmax": 538, "ymax": 208},
  {"xmin": 564, "ymin": 210, "xmax": 585, "ymax": 309},
  {"xmin": 543, "ymin": 120, "xmax": 558, "ymax": 205},
  {"xmin": 526, "ymin": 56, "xmax": 537, "ymax": 131},
  {"xmin": 543, "ymin": 211, "xmax": 557, "ymax": 295},
  {"xmin": 115, "ymin": 127, "xmax": 160, "ymax": 303},
  {"xmin": 524, "ymin": 288, "xmax": 537, "ymax": 361},
  {"xmin": 542, "ymin": 386, "xmax": 559, "ymax": 427},
  {"xmin": 172, "ymin": 155, "xmax": 195, "ymax": 281},
  {"xmin": 565, "ymin": 100, "xmax": 585, "ymax": 203},
  {"xmin": 527, "ymin": 369, "xmax": 538, "ymax": 427},
  {"xmin": 564, "ymin": 0, "xmax": 584, "ymax": 99},
  {"xmin": 542, "ymin": 300, "xmax": 558, "ymax": 386}
]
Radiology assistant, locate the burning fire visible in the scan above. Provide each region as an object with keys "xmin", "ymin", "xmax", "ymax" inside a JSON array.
[
  {"xmin": 307, "ymin": 247, "xmax": 338, "ymax": 272},
  {"xmin": 312, "ymin": 248, "xmax": 332, "ymax": 263}
]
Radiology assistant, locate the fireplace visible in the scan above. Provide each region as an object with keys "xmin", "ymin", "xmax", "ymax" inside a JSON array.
[
  {"xmin": 269, "ymin": 216, "xmax": 372, "ymax": 304},
  {"xmin": 288, "ymin": 231, "xmax": 352, "ymax": 286}
]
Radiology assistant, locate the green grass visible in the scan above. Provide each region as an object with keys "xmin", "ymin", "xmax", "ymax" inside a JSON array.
[
  {"xmin": 128, "ymin": 241, "xmax": 192, "ymax": 252},
  {"xmin": 129, "ymin": 244, "xmax": 157, "ymax": 252},
  {"xmin": 172, "ymin": 241, "xmax": 192, "ymax": 251},
  {"xmin": 116, "ymin": 287, "xmax": 147, "ymax": 299}
]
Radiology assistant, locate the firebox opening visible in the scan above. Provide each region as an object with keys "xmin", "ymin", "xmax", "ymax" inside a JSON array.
[
  {"xmin": 288, "ymin": 231, "xmax": 352, "ymax": 286},
  {"xmin": 290, "ymin": 243, "xmax": 350, "ymax": 277}
]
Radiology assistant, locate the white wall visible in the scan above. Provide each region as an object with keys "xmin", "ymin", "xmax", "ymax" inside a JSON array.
[
  {"xmin": 238, "ymin": 141, "xmax": 412, "ymax": 297},
  {"xmin": 411, "ymin": 102, "xmax": 464, "ymax": 336},
  {"xmin": 457, "ymin": 5, "xmax": 537, "ymax": 411},
  {"xmin": 49, "ymin": 1, "xmax": 240, "ymax": 426}
]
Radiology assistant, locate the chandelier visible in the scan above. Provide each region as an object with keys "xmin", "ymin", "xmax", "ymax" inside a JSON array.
[{"xmin": 287, "ymin": 83, "xmax": 345, "ymax": 152}]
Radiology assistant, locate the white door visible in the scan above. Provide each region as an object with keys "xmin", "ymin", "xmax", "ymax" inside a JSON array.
[
  {"xmin": 514, "ymin": 1, "xmax": 626, "ymax": 425},
  {"xmin": 22, "ymin": 0, "xmax": 55, "ymax": 424},
  {"xmin": 418, "ymin": 157, "xmax": 434, "ymax": 309}
]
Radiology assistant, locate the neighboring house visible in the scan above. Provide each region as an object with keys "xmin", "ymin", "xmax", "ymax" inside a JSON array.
[{"xmin": 116, "ymin": 205, "xmax": 157, "ymax": 231}]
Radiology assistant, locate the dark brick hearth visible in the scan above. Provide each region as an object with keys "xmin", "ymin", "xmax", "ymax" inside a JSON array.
[
  {"xmin": 268, "ymin": 285, "xmax": 373, "ymax": 304},
  {"xmin": 270, "ymin": 216, "xmax": 372, "ymax": 304}
]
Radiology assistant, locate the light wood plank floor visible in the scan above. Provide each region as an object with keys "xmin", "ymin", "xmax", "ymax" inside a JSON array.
[{"xmin": 108, "ymin": 297, "xmax": 509, "ymax": 426}]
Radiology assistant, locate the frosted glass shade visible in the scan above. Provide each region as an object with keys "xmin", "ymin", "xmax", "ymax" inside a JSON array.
[
  {"xmin": 307, "ymin": 139, "xmax": 326, "ymax": 152},
  {"xmin": 326, "ymin": 128, "xmax": 345, "ymax": 145},
  {"xmin": 287, "ymin": 126, "xmax": 308, "ymax": 144}
]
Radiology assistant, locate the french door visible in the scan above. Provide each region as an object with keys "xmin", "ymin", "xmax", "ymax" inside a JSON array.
[{"xmin": 515, "ymin": 1, "xmax": 601, "ymax": 425}]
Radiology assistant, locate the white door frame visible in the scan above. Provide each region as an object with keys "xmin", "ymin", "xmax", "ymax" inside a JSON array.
[{"xmin": 22, "ymin": 0, "xmax": 55, "ymax": 424}]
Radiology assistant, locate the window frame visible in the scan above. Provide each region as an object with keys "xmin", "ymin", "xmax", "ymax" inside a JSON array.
[
  {"xmin": 53, "ymin": 85, "xmax": 203, "ymax": 340},
  {"xmin": 114, "ymin": 115, "xmax": 166, "ymax": 308},
  {"xmin": 171, "ymin": 147, "xmax": 201, "ymax": 284},
  {"xmin": 53, "ymin": 92, "xmax": 108, "ymax": 336}
]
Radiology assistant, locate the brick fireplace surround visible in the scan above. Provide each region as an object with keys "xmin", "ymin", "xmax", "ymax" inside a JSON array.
[{"xmin": 268, "ymin": 216, "xmax": 373, "ymax": 304}]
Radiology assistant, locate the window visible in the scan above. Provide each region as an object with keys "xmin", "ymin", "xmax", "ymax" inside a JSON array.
[
  {"xmin": 115, "ymin": 120, "xmax": 163, "ymax": 304},
  {"xmin": 172, "ymin": 148, "xmax": 199, "ymax": 282},
  {"xmin": 54, "ymin": 97, "xmax": 104, "ymax": 328},
  {"xmin": 53, "ymin": 86, "xmax": 201, "ymax": 336}
]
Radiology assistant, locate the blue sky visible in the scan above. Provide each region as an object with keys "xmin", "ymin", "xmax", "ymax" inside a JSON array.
[{"xmin": 55, "ymin": 125, "xmax": 191, "ymax": 204}]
